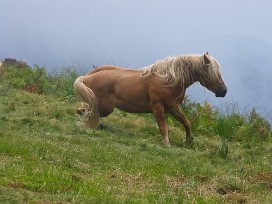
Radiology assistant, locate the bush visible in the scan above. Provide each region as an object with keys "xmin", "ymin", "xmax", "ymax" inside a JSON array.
[
  {"xmin": 181, "ymin": 99, "xmax": 216, "ymax": 135},
  {"xmin": 0, "ymin": 64, "xmax": 78, "ymax": 98},
  {"xmin": 239, "ymin": 108, "xmax": 270, "ymax": 141},
  {"xmin": 1, "ymin": 65, "xmax": 35, "ymax": 89}
]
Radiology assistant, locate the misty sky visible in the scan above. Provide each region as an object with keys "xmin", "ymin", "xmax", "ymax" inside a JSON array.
[
  {"xmin": 1, "ymin": 0, "xmax": 272, "ymax": 117},
  {"xmin": 1, "ymin": 0, "xmax": 272, "ymax": 67}
]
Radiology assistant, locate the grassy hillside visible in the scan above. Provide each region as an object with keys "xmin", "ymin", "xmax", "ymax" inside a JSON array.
[{"xmin": 0, "ymin": 64, "xmax": 271, "ymax": 203}]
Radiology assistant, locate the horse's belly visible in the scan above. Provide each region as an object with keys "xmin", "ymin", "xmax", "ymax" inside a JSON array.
[
  {"xmin": 116, "ymin": 101, "xmax": 152, "ymax": 113},
  {"xmin": 115, "ymin": 93, "xmax": 152, "ymax": 113}
]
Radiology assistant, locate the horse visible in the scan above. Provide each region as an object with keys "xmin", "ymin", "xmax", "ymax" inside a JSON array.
[{"xmin": 74, "ymin": 52, "xmax": 227, "ymax": 145}]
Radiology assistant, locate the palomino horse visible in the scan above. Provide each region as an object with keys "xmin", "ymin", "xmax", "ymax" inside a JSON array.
[{"xmin": 74, "ymin": 52, "xmax": 227, "ymax": 145}]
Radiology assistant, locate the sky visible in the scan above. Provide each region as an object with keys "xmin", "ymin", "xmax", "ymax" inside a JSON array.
[{"xmin": 1, "ymin": 0, "xmax": 272, "ymax": 118}]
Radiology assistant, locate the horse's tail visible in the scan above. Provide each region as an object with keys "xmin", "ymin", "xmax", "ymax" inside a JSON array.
[{"xmin": 74, "ymin": 76, "xmax": 100, "ymax": 128}]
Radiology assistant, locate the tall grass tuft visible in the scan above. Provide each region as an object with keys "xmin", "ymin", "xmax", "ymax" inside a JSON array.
[{"xmin": 218, "ymin": 140, "xmax": 229, "ymax": 159}]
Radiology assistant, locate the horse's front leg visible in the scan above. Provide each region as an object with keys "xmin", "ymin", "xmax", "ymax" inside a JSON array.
[
  {"xmin": 151, "ymin": 103, "xmax": 170, "ymax": 146},
  {"xmin": 168, "ymin": 106, "xmax": 193, "ymax": 144}
]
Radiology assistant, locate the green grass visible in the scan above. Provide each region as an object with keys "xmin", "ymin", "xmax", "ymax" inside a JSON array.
[{"xmin": 0, "ymin": 65, "xmax": 271, "ymax": 203}]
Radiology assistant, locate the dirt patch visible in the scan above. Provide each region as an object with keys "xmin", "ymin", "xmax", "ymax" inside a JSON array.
[
  {"xmin": 165, "ymin": 175, "xmax": 186, "ymax": 189},
  {"xmin": 224, "ymin": 192, "xmax": 248, "ymax": 204},
  {"xmin": 250, "ymin": 172, "xmax": 272, "ymax": 190},
  {"xmin": 25, "ymin": 83, "xmax": 41, "ymax": 94},
  {"xmin": 6, "ymin": 181, "xmax": 26, "ymax": 189}
]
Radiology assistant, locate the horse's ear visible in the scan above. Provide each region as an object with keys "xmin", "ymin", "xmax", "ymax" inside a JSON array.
[
  {"xmin": 205, "ymin": 51, "xmax": 209, "ymax": 55},
  {"xmin": 204, "ymin": 53, "xmax": 210, "ymax": 65}
]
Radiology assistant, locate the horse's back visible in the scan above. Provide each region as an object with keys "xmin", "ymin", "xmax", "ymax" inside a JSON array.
[
  {"xmin": 84, "ymin": 69, "xmax": 144, "ymax": 96},
  {"xmin": 86, "ymin": 65, "xmax": 126, "ymax": 76}
]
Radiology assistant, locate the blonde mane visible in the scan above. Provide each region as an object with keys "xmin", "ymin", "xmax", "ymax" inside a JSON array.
[{"xmin": 141, "ymin": 54, "xmax": 222, "ymax": 87}]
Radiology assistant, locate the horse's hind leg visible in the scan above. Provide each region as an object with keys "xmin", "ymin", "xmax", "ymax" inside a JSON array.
[
  {"xmin": 169, "ymin": 106, "xmax": 193, "ymax": 144},
  {"xmin": 151, "ymin": 103, "xmax": 170, "ymax": 146}
]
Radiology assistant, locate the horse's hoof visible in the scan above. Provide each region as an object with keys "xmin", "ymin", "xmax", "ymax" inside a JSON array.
[
  {"xmin": 77, "ymin": 108, "xmax": 85, "ymax": 115},
  {"xmin": 97, "ymin": 123, "xmax": 105, "ymax": 130},
  {"xmin": 185, "ymin": 137, "xmax": 194, "ymax": 145},
  {"xmin": 163, "ymin": 141, "xmax": 171, "ymax": 147}
]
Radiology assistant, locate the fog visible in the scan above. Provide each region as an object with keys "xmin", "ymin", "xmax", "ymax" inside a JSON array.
[{"xmin": 1, "ymin": 0, "xmax": 272, "ymax": 119}]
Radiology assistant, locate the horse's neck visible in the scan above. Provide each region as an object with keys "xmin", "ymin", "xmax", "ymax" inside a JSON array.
[{"xmin": 179, "ymin": 69, "xmax": 198, "ymax": 89}]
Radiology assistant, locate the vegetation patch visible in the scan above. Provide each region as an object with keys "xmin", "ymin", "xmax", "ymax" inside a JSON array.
[{"xmin": 0, "ymin": 64, "xmax": 271, "ymax": 203}]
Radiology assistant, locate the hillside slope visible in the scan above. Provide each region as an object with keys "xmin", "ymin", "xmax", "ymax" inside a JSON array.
[{"xmin": 0, "ymin": 65, "xmax": 271, "ymax": 203}]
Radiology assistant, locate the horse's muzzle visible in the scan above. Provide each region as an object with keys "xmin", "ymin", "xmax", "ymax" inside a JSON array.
[{"xmin": 215, "ymin": 87, "xmax": 227, "ymax": 97}]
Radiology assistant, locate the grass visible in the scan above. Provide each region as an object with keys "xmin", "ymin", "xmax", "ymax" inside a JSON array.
[{"xmin": 0, "ymin": 64, "xmax": 271, "ymax": 203}]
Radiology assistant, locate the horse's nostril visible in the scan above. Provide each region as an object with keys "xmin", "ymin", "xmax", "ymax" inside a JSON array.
[{"xmin": 215, "ymin": 88, "xmax": 227, "ymax": 97}]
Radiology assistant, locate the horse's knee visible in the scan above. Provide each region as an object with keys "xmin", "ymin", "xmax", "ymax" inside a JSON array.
[
  {"xmin": 184, "ymin": 120, "xmax": 192, "ymax": 136},
  {"xmin": 184, "ymin": 119, "xmax": 191, "ymax": 131}
]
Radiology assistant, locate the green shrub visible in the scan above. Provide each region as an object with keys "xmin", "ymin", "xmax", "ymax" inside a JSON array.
[
  {"xmin": 240, "ymin": 109, "xmax": 270, "ymax": 142},
  {"xmin": 181, "ymin": 98, "xmax": 271, "ymax": 142}
]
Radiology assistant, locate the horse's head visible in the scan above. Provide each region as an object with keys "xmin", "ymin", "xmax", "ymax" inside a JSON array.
[{"xmin": 198, "ymin": 53, "xmax": 227, "ymax": 97}]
